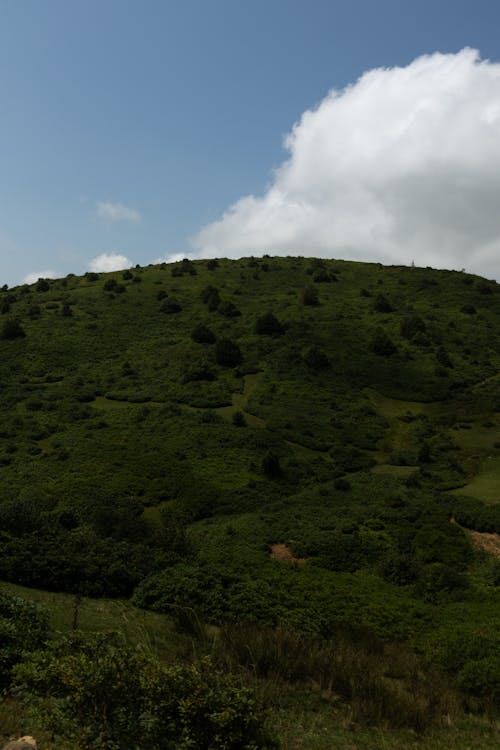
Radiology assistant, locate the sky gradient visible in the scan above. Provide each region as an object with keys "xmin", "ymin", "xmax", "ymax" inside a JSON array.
[{"xmin": 1, "ymin": 0, "xmax": 500, "ymax": 285}]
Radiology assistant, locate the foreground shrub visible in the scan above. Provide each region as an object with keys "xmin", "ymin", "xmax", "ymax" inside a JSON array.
[
  {"xmin": 14, "ymin": 632, "xmax": 276, "ymax": 749},
  {"xmin": 0, "ymin": 593, "xmax": 48, "ymax": 690}
]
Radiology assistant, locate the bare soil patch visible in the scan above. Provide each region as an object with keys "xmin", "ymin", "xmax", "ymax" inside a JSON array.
[
  {"xmin": 469, "ymin": 530, "xmax": 500, "ymax": 558},
  {"xmin": 270, "ymin": 543, "xmax": 306, "ymax": 564}
]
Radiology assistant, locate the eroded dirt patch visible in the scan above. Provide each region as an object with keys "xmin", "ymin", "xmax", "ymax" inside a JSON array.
[
  {"xmin": 270, "ymin": 543, "xmax": 306, "ymax": 564},
  {"xmin": 469, "ymin": 530, "xmax": 500, "ymax": 558}
]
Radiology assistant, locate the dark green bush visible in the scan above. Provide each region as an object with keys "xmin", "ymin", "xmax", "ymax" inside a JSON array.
[
  {"xmin": 301, "ymin": 285, "xmax": 319, "ymax": 306},
  {"xmin": 1, "ymin": 318, "xmax": 26, "ymax": 340},
  {"xmin": 303, "ymin": 346, "xmax": 329, "ymax": 369},
  {"xmin": 374, "ymin": 294, "xmax": 394, "ymax": 313},
  {"xmin": 255, "ymin": 313, "xmax": 284, "ymax": 336},
  {"xmin": 218, "ymin": 300, "xmax": 241, "ymax": 318},
  {"xmin": 400, "ymin": 315, "xmax": 426, "ymax": 339},
  {"xmin": 216, "ymin": 338, "xmax": 242, "ymax": 367},
  {"xmin": 160, "ymin": 299, "xmax": 182, "ymax": 314},
  {"xmin": 372, "ymin": 329, "xmax": 397, "ymax": 356},
  {"xmin": 460, "ymin": 304, "xmax": 476, "ymax": 314},
  {"xmin": 262, "ymin": 450, "xmax": 281, "ymax": 478},
  {"xmin": 0, "ymin": 593, "xmax": 48, "ymax": 690},
  {"xmin": 36, "ymin": 278, "xmax": 50, "ymax": 292},
  {"xmin": 191, "ymin": 324, "xmax": 216, "ymax": 344},
  {"xmin": 13, "ymin": 632, "xmax": 275, "ymax": 750}
]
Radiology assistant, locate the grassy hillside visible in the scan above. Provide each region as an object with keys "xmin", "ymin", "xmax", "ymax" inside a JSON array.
[{"xmin": 1, "ymin": 256, "xmax": 500, "ymax": 747}]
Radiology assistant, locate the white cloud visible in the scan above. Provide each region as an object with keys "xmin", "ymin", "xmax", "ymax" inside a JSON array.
[
  {"xmin": 24, "ymin": 270, "xmax": 57, "ymax": 284},
  {"xmin": 96, "ymin": 201, "xmax": 141, "ymax": 222},
  {"xmin": 88, "ymin": 253, "xmax": 131, "ymax": 273},
  {"xmin": 153, "ymin": 252, "xmax": 190, "ymax": 265},
  {"xmin": 192, "ymin": 49, "xmax": 500, "ymax": 279}
]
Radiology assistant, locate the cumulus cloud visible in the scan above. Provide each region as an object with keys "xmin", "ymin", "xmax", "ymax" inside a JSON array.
[
  {"xmin": 153, "ymin": 252, "xmax": 191, "ymax": 265},
  {"xmin": 193, "ymin": 48, "xmax": 500, "ymax": 279},
  {"xmin": 96, "ymin": 201, "xmax": 141, "ymax": 222},
  {"xmin": 88, "ymin": 253, "xmax": 132, "ymax": 272},
  {"xmin": 24, "ymin": 270, "xmax": 56, "ymax": 284}
]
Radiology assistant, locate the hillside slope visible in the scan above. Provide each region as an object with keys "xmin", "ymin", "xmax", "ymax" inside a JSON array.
[{"xmin": 0, "ymin": 256, "xmax": 499, "ymax": 632}]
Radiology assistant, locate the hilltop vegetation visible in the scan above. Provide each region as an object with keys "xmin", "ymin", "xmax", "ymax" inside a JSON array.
[{"xmin": 1, "ymin": 256, "xmax": 500, "ymax": 747}]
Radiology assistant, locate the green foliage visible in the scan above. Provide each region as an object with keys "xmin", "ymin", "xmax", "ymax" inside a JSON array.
[
  {"xmin": 372, "ymin": 329, "xmax": 397, "ymax": 355},
  {"xmin": 14, "ymin": 631, "xmax": 275, "ymax": 749},
  {"xmin": 191, "ymin": 324, "xmax": 216, "ymax": 344},
  {"xmin": 255, "ymin": 312, "xmax": 284, "ymax": 336},
  {"xmin": 218, "ymin": 299, "xmax": 242, "ymax": 317},
  {"xmin": 400, "ymin": 314, "xmax": 426, "ymax": 339},
  {"xmin": 36, "ymin": 278, "xmax": 50, "ymax": 292},
  {"xmin": 216, "ymin": 338, "xmax": 242, "ymax": 367},
  {"xmin": 262, "ymin": 450, "xmax": 281, "ymax": 478},
  {"xmin": 1, "ymin": 318, "xmax": 26, "ymax": 340},
  {"xmin": 303, "ymin": 345, "xmax": 329, "ymax": 369},
  {"xmin": 232, "ymin": 411, "xmax": 247, "ymax": 427},
  {"xmin": 301, "ymin": 285, "xmax": 319, "ymax": 306},
  {"xmin": 374, "ymin": 294, "xmax": 394, "ymax": 313},
  {"xmin": 0, "ymin": 593, "xmax": 48, "ymax": 690},
  {"xmin": 160, "ymin": 298, "xmax": 182, "ymax": 313}
]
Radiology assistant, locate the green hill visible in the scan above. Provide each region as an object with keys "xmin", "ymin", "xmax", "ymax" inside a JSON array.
[{"xmin": 1, "ymin": 256, "xmax": 500, "ymax": 748}]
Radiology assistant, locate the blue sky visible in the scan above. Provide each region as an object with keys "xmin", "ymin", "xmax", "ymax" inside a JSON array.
[{"xmin": 1, "ymin": 0, "xmax": 500, "ymax": 285}]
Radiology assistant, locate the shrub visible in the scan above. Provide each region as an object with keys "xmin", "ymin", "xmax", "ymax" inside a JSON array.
[
  {"xmin": 400, "ymin": 314, "xmax": 426, "ymax": 339},
  {"xmin": 372, "ymin": 329, "xmax": 397, "ymax": 356},
  {"xmin": 183, "ymin": 361, "xmax": 216, "ymax": 383},
  {"xmin": 303, "ymin": 346, "xmax": 329, "ymax": 369},
  {"xmin": 13, "ymin": 633, "xmax": 275, "ymax": 750},
  {"xmin": 191, "ymin": 324, "xmax": 216, "ymax": 344},
  {"xmin": 36, "ymin": 278, "xmax": 50, "ymax": 292},
  {"xmin": 313, "ymin": 269, "xmax": 337, "ymax": 283},
  {"xmin": 28, "ymin": 304, "xmax": 41, "ymax": 319},
  {"xmin": 122, "ymin": 269, "xmax": 133, "ymax": 280},
  {"xmin": 218, "ymin": 300, "xmax": 241, "ymax": 318},
  {"xmin": 216, "ymin": 338, "xmax": 242, "ymax": 367},
  {"xmin": 374, "ymin": 294, "xmax": 394, "ymax": 313},
  {"xmin": 460, "ymin": 304, "xmax": 476, "ymax": 314},
  {"xmin": 301, "ymin": 285, "xmax": 319, "ymax": 306},
  {"xmin": 232, "ymin": 411, "xmax": 247, "ymax": 427},
  {"xmin": 0, "ymin": 593, "xmax": 48, "ymax": 690},
  {"xmin": 255, "ymin": 313, "xmax": 284, "ymax": 336},
  {"xmin": 206, "ymin": 259, "xmax": 219, "ymax": 270},
  {"xmin": 1, "ymin": 318, "xmax": 26, "ymax": 340},
  {"xmin": 262, "ymin": 450, "xmax": 281, "ymax": 478},
  {"xmin": 160, "ymin": 299, "xmax": 182, "ymax": 314}
]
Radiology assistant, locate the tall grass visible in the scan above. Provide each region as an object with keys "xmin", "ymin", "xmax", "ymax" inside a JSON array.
[{"xmin": 213, "ymin": 622, "xmax": 460, "ymax": 732}]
